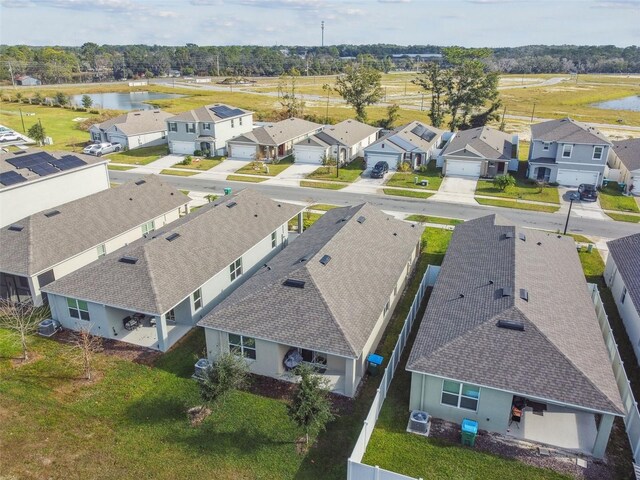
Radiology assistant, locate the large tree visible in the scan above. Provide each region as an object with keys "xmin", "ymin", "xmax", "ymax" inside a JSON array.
[
  {"xmin": 334, "ymin": 64, "xmax": 383, "ymax": 123},
  {"xmin": 413, "ymin": 62, "xmax": 446, "ymax": 128},
  {"xmin": 277, "ymin": 68, "xmax": 304, "ymax": 119}
]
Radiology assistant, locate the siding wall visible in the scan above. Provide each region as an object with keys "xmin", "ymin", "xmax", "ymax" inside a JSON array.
[
  {"xmin": 108, "ymin": 130, "xmax": 168, "ymax": 150},
  {"xmin": 167, "ymin": 113, "xmax": 253, "ymax": 154}
]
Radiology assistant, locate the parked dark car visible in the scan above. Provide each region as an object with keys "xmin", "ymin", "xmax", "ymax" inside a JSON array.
[
  {"xmin": 578, "ymin": 183, "xmax": 598, "ymax": 202},
  {"xmin": 370, "ymin": 161, "xmax": 389, "ymax": 179}
]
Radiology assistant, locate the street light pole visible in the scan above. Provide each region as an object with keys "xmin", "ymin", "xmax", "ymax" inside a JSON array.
[{"xmin": 563, "ymin": 194, "xmax": 578, "ymax": 235}]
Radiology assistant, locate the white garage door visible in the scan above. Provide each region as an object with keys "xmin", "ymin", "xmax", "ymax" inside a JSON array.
[
  {"xmin": 294, "ymin": 146, "xmax": 324, "ymax": 164},
  {"xmin": 230, "ymin": 144, "xmax": 257, "ymax": 160},
  {"xmin": 366, "ymin": 154, "xmax": 399, "ymax": 171},
  {"xmin": 556, "ymin": 169, "xmax": 599, "ymax": 187},
  {"xmin": 170, "ymin": 141, "xmax": 195, "ymax": 155},
  {"xmin": 631, "ymin": 175, "xmax": 640, "ymax": 196},
  {"xmin": 446, "ymin": 160, "xmax": 482, "ymax": 177}
]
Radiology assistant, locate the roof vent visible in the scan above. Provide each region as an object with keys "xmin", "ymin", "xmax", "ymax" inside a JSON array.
[
  {"xmin": 135, "ymin": 179, "xmax": 146, "ymax": 185},
  {"xmin": 119, "ymin": 256, "xmax": 138, "ymax": 265},
  {"xmin": 518, "ymin": 233, "xmax": 526, "ymax": 241},
  {"xmin": 44, "ymin": 210, "xmax": 60, "ymax": 218},
  {"xmin": 319, "ymin": 255, "xmax": 331, "ymax": 265},
  {"xmin": 459, "ymin": 293, "xmax": 465, "ymax": 298},
  {"xmin": 497, "ymin": 320, "xmax": 525, "ymax": 331},
  {"xmin": 357, "ymin": 216, "xmax": 366, "ymax": 224},
  {"xmin": 226, "ymin": 201, "xmax": 237, "ymax": 208},
  {"xmin": 393, "ymin": 232, "xmax": 398, "ymax": 236},
  {"xmin": 504, "ymin": 232, "xmax": 514, "ymax": 239},
  {"xmin": 283, "ymin": 279, "xmax": 305, "ymax": 289},
  {"xmin": 501, "ymin": 287, "xmax": 513, "ymax": 297},
  {"xmin": 166, "ymin": 233, "xmax": 180, "ymax": 242},
  {"xmin": 8, "ymin": 224, "xmax": 24, "ymax": 232},
  {"xmin": 536, "ymin": 241, "xmax": 542, "ymax": 246},
  {"xmin": 519, "ymin": 289, "xmax": 529, "ymax": 301}
]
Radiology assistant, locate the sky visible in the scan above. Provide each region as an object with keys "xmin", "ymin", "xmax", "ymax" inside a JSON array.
[{"xmin": 0, "ymin": 0, "xmax": 638, "ymax": 47}]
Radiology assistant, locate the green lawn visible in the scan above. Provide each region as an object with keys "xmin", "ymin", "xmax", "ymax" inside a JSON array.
[
  {"xmin": 475, "ymin": 178, "xmax": 560, "ymax": 204},
  {"xmin": 159, "ymin": 169, "xmax": 197, "ymax": 177},
  {"xmin": 300, "ymin": 180, "xmax": 346, "ymax": 190},
  {"xmin": 606, "ymin": 212, "xmax": 640, "ymax": 223},
  {"xmin": 598, "ymin": 182, "xmax": 640, "ymax": 212},
  {"xmin": 305, "ymin": 160, "xmax": 364, "ymax": 183},
  {"xmin": 309, "ymin": 204, "xmax": 340, "ymax": 211},
  {"xmin": 405, "ymin": 215, "xmax": 463, "ymax": 226},
  {"xmin": 383, "ymin": 188, "xmax": 434, "ymax": 199},
  {"xmin": 288, "ymin": 212, "xmax": 322, "ymax": 231},
  {"xmin": 476, "ymin": 198, "xmax": 560, "ymax": 213},
  {"xmin": 109, "ymin": 145, "xmax": 168, "ymax": 166},
  {"xmin": 567, "ymin": 233, "xmax": 592, "ymax": 243},
  {"xmin": 234, "ymin": 155, "xmax": 295, "ymax": 177},
  {"xmin": 226, "ymin": 174, "xmax": 268, "ymax": 183},
  {"xmin": 172, "ymin": 158, "xmax": 223, "ymax": 171},
  {"xmin": 108, "ymin": 164, "xmax": 135, "ymax": 171},
  {"xmin": 385, "ymin": 163, "xmax": 443, "ymax": 191}
]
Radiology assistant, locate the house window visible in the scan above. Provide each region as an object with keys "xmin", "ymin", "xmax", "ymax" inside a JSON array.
[
  {"xmin": 239, "ymin": 117, "xmax": 243, "ymax": 126},
  {"xmin": 593, "ymin": 146, "xmax": 604, "ymax": 160},
  {"xmin": 621, "ymin": 287, "xmax": 627, "ymax": 304},
  {"xmin": 229, "ymin": 334, "xmax": 256, "ymax": 360},
  {"xmin": 229, "ymin": 257, "xmax": 243, "ymax": 281},
  {"xmin": 441, "ymin": 380, "xmax": 480, "ymax": 411},
  {"xmin": 542, "ymin": 142, "xmax": 550, "ymax": 151},
  {"xmin": 298, "ymin": 348, "xmax": 327, "ymax": 368},
  {"xmin": 186, "ymin": 123, "xmax": 196, "ymax": 134},
  {"xmin": 141, "ymin": 220, "xmax": 155, "ymax": 236},
  {"xmin": 562, "ymin": 144, "xmax": 573, "ymax": 158},
  {"xmin": 96, "ymin": 244, "xmax": 106, "ymax": 258},
  {"xmin": 168, "ymin": 122, "xmax": 177, "ymax": 132},
  {"xmin": 203, "ymin": 123, "xmax": 211, "ymax": 131},
  {"xmin": 231, "ymin": 119, "xmax": 235, "ymax": 128},
  {"xmin": 67, "ymin": 298, "xmax": 90, "ymax": 321},
  {"xmin": 271, "ymin": 231, "xmax": 277, "ymax": 248},
  {"xmin": 166, "ymin": 309, "xmax": 176, "ymax": 322},
  {"xmin": 193, "ymin": 288, "xmax": 202, "ymax": 311}
]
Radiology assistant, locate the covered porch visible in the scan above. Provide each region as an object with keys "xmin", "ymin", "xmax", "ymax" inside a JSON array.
[
  {"xmin": 0, "ymin": 272, "xmax": 32, "ymax": 304},
  {"xmin": 485, "ymin": 160, "xmax": 509, "ymax": 178}
]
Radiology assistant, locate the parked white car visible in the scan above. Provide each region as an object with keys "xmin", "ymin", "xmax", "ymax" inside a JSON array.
[
  {"xmin": 88, "ymin": 142, "xmax": 122, "ymax": 156},
  {"xmin": 0, "ymin": 132, "xmax": 20, "ymax": 142},
  {"xmin": 83, "ymin": 143, "xmax": 101, "ymax": 155}
]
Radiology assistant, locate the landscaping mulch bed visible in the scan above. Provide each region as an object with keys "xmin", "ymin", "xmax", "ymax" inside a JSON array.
[{"xmin": 429, "ymin": 418, "xmax": 616, "ymax": 480}]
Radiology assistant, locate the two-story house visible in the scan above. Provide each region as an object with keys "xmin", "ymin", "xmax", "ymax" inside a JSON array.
[
  {"xmin": 166, "ymin": 104, "xmax": 253, "ymax": 156},
  {"xmin": 527, "ymin": 117, "xmax": 612, "ymax": 187},
  {"xmin": 89, "ymin": 109, "xmax": 172, "ymax": 150}
]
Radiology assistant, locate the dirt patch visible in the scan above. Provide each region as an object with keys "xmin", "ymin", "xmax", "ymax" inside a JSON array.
[
  {"xmin": 295, "ymin": 436, "xmax": 309, "ymax": 455},
  {"xmin": 187, "ymin": 406, "xmax": 211, "ymax": 427},
  {"xmin": 429, "ymin": 418, "xmax": 616, "ymax": 480},
  {"xmin": 8, "ymin": 351, "xmax": 43, "ymax": 368}
]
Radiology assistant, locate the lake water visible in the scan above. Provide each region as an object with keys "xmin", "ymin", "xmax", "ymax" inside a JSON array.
[
  {"xmin": 70, "ymin": 91, "xmax": 184, "ymax": 111},
  {"xmin": 592, "ymin": 95, "xmax": 640, "ymax": 112}
]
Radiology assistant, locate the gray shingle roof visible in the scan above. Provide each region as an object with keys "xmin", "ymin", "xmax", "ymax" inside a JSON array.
[
  {"xmin": 369, "ymin": 121, "xmax": 444, "ymax": 154},
  {"xmin": 167, "ymin": 103, "xmax": 252, "ymax": 123},
  {"xmin": 94, "ymin": 109, "xmax": 173, "ymax": 136},
  {"xmin": 407, "ymin": 215, "xmax": 623, "ymax": 416},
  {"xmin": 317, "ymin": 119, "xmax": 380, "ymax": 148},
  {"xmin": 229, "ymin": 117, "xmax": 322, "ymax": 146},
  {"xmin": 42, "ymin": 190, "xmax": 302, "ymax": 316},
  {"xmin": 607, "ymin": 233, "xmax": 640, "ymax": 312},
  {"xmin": 198, "ymin": 204, "xmax": 422, "ymax": 358},
  {"xmin": 612, "ymin": 138, "xmax": 640, "ymax": 172},
  {"xmin": 531, "ymin": 117, "xmax": 611, "ymax": 145},
  {"xmin": 0, "ymin": 175, "xmax": 188, "ymax": 277},
  {"xmin": 441, "ymin": 126, "xmax": 515, "ymax": 160}
]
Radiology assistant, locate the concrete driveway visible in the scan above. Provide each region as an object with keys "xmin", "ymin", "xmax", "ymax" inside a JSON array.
[
  {"xmin": 263, "ymin": 163, "xmax": 320, "ymax": 186},
  {"xmin": 430, "ymin": 175, "xmax": 479, "ymax": 205},
  {"xmin": 127, "ymin": 154, "xmax": 185, "ymax": 173},
  {"xmin": 559, "ymin": 187, "xmax": 609, "ymax": 221}
]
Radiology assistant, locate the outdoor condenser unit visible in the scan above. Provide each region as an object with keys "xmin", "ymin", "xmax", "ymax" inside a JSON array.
[
  {"xmin": 407, "ymin": 410, "xmax": 431, "ymax": 436},
  {"xmin": 37, "ymin": 319, "xmax": 61, "ymax": 337},
  {"xmin": 193, "ymin": 358, "xmax": 211, "ymax": 379}
]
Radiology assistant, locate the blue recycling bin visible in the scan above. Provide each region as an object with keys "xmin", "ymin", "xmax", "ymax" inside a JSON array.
[
  {"xmin": 367, "ymin": 353, "xmax": 384, "ymax": 376},
  {"xmin": 224, "ymin": 187, "xmax": 232, "ymax": 195},
  {"xmin": 461, "ymin": 418, "xmax": 478, "ymax": 447}
]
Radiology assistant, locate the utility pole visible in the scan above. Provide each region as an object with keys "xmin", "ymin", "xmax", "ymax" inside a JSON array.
[
  {"xmin": 321, "ymin": 21, "xmax": 324, "ymax": 47},
  {"xmin": 530, "ymin": 102, "xmax": 536, "ymax": 123},
  {"xmin": 19, "ymin": 108, "xmax": 25, "ymax": 133},
  {"xmin": 8, "ymin": 62, "xmax": 16, "ymax": 89},
  {"xmin": 421, "ymin": 93, "xmax": 424, "ymax": 111},
  {"xmin": 216, "ymin": 54, "xmax": 220, "ymax": 77}
]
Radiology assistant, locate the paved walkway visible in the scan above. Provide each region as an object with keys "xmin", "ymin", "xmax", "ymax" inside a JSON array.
[{"xmin": 430, "ymin": 175, "xmax": 478, "ymax": 205}]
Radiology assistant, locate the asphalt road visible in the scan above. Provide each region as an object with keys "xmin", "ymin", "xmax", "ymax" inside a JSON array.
[{"xmin": 110, "ymin": 171, "xmax": 640, "ymax": 240}]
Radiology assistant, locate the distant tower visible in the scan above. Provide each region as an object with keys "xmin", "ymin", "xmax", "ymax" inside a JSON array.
[{"xmin": 321, "ymin": 21, "xmax": 325, "ymax": 47}]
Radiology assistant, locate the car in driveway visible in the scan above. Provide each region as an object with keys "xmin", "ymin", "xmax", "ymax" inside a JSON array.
[
  {"xmin": 0, "ymin": 132, "xmax": 20, "ymax": 142},
  {"xmin": 578, "ymin": 183, "xmax": 598, "ymax": 202},
  {"xmin": 83, "ymin": 143, "xmax": 100, "ymax": 155},
  {"xmin": 370, "ymin": 161, "xmax": 389, "ymax": 179},
  {"xmin": 88, "ymin": 142, "xmax": 122, "ymax": 156}
]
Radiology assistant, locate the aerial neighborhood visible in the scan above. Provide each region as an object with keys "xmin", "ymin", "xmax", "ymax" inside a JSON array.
[{"xmin": 0, "ymin": 8, "xmax": 639, "ymax": 479}]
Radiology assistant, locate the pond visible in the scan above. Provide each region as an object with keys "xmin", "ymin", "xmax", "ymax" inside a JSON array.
[
  {"xmin": 70, "ymin": 91, "xmax": 184, "ymax": 111},
  {"xmin": 592, "ymin": 95, "xmax": 640, "ymax": 112}
]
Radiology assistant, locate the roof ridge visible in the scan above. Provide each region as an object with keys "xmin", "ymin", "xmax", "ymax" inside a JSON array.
[{"xmin": 141, "ymin": 247, "xmax": 164, "ymax": 314}]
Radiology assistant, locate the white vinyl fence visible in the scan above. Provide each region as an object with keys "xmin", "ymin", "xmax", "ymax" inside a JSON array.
[
  {"xmin": 589, "ymin": 284, "xmax": 640, "ymax": 467},
  {"xmin": 348, "ymin": 265, "xmax": 440, "ymax": 480}
]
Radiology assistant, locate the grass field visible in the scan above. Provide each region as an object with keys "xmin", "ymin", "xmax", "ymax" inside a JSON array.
[
  {"xmin": 108, "ymin": 164, "xmax": 135, "ymax": 171},
  {"xmin": 306, "ymin": 161, "xmax": 365, "ymax": 183},
  {"xmin": 475, "ymin": 197, "xmax": 560, "ymax": 213},
  {"xmin": 598, "ymin": 182, "xmax": 640, "ymax": 212},
  {"xmin": 108, "ymin": 145, "xmax": 168, "ymax": 165},
  {"xmin": 607, "ymin": 212, "xmax": 640, "ymax": 223},
  {"xmin": 405, "ymin": 215, "xmax": 463, "ymax": 225},
  {"xmin": 383, "ymin": 188, "xmax": 433, "ymax": 199},
  {"xmin": 159, "ymin": 169, "xmax": 197, "ymax": 176},
  {"xmin": 172, "ymin": 158, "xmax": 223, "ymax": 171},
  {"xmin": 300, "ymin": 180, "xmax": 345, "ymax": 190},
  {"xmin": 234, "ymin": 155, "xmax": 295, "ymax": 177}
]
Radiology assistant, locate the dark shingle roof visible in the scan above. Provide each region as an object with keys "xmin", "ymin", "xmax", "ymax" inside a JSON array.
[
  {"xmin": 441, "ymin": 126, "xmax": 515, "ymax": 160},
  {"xmin": 229, "ymin": 118, "xmax": 322, "ymax": 146},
  {"xmin": 612, "ymin": 138, "xmax": 640, "ymax": 172},
  {"xmin": 531, "ymin": 117, "xmax": 611, "ymax": 145},
  {"xmin": 42, "ymin": 190, "xmax": 302, "ymax": 315},
  {"xmin": 369, "ymin": 121, "xmax": 444, "ymax": 154},
  {"xmin": 407, "ymin": 215, "xmax": 623, "ymax": 416},
  {"xmin": 607, "ymin": 233, "xmax": 640, "ymax": 311},
  {"xmin": 0, "ymin": 175, "xmax": 188, "ymax": 276},
  {"xmin": 198, "ymin": 204, "xmax": 422, "ymax": 358},
  {"xmin": 167, "ymin": 103, "xmax": 252, "ymax": 123}
]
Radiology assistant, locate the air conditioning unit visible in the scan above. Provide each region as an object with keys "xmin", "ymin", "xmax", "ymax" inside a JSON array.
[
  {"xmin": 193, "ymin": 358, "xmax": 211, "ymax": 379},
  {"xmin": 407, "ymin": 410, "xmax": 431, "ymax": 436},
  {"xmin": 37, "ymin": 319, "xmax": 61, "ymax": 337}
]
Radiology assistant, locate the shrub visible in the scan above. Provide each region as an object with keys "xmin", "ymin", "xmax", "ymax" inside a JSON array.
[
  {"xmin": 397, "ymin": 160, "xmax": 411, "ymax": 172},
  {"xmin": 193, "ymin": 149, "xmax": 202, "ymax": 156},
  {"xmin": 494, "ymin": 174, "xmax": 516, "ymax": 191},
  {"xmin": 89, "ymin": 109, "xmax": 100, "ymax": 114},
  {"xmin": 182, "ymin": 155, "xmax": 193, "ymax": 165}
]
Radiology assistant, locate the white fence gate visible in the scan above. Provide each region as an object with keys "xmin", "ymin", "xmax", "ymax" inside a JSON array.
[{"xmin": 348, "ymin": 265, "xmax": 440, "ymax": 480}]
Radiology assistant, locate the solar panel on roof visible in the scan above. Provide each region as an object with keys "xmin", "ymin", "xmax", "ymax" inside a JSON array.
[
  {"xmin": 29, "ymin": 163, "xmax": 59, "ymax": 177},
  {"xmin": 7, "ymin": 152, "xmax": 56, "ymax": 169},
  {"xmin": 50, "ymin": 156, "xmax": 86, "ymax": 171},
  {"xmin": 0, "ymin": 171, "xmax": 28, "ymax": 186},
  {"xmin": 60, "ymin": 155, "xmax": 86, "ymax": 167},
  {"xmin": 210, "ymin": 105, "xmax": 244, "ymax": 119}
]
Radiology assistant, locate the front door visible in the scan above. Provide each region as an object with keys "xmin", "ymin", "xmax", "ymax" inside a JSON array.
[
  {"xmin": 415, "ymin": 153, "xmax": 422, "ymax": 167},
  {"xmin": 278, "ymin": 144, "xmax": 285, "ymax": 156}
]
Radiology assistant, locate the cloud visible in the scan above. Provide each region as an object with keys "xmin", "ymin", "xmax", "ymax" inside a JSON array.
[
  {"xmin": 378, "ymin": 0, "xmax": 411, "ymax": 3},
  {"xmin": 189, "ymin": 0, "xmax": 223, "ymax": 4},
  {"xmin": 591, "ymin": 0, "xmax": 640, "ymax": 8},
  {"xmin": 1, "ymin": 0, "xmax": 180, "ymax": 17},
  {"xmin": 234, "ymin": 0, "xmax": 326, "ymax": 8}
]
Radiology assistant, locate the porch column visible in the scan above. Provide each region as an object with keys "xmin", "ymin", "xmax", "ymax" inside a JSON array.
[
  {"xmin": 155, "ymin": 314, "xmax": 168, "ymax": 352},
  {"xmin": 344, "ymin": 358, "xmax": 356, "ymax": 397},
  {"xmin": 592, "ymin": 413, "xmax": 615, "ymax": 459},
  {"xmin": 297, "ymin": 212, "xmax": 304, "ymax": 234}
]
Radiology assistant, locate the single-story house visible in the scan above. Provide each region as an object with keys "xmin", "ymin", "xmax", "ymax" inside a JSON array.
[
  {"xmin": 363, "ymin": 121, "xmax": 446, "ymax": 172},
  {"xmin": 0, "ymin": 175, "xmax": 189, "ymax": 307},
  {"xmin": 293, "ymin": 119, "xmax": 380, "ymax": 165},
  {"xmin": 42, "ymin": 190, "xmax": 303, "ymax": 352},
  {"xmin": 407, "ymin": 215, "xmax": 623, "ymax": 458},
  {"xmin": 198, "ymin": 204, "xmax": 422, "ymax": 397},
  {"xmin": 89, "ymin": 109, "xmax": 173, "ymax": 150},
  {"xmin": 16, "ymin": 75, "xmax": 41, "ymax": 86},
  {"xmin": 605, "ymin": 233, "xmax": 640, "ymax": 364},
  {"xmin": 439, "ymin": 127, "xmax": 519, "ymax": 177},
  {"xmin": 1, "ymin": 150, "xmax": 109, "ymax": 228},
  {"xmin": 608, "ymin": 139, "xmax": 640, "ymax": 195},
  {"xmin": 227, "ymin": 117, "xmax": 323, "ymax": 160}
]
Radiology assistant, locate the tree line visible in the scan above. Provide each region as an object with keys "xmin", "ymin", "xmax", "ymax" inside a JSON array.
[{"xmin": 1, "ymin": 43, "xmax": 639, "ymax": 84}]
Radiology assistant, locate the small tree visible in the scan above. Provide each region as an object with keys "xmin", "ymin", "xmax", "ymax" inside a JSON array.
[
  {"xmin": 181, "ymin": 155, "xmax": 192, "ymax": 165},
  {"xmin": 494, "ymin": 174, "xmax": 516, "ymax": 191},
  {"xmin": 334, "ymin": 64, "xmax": 383, "ymax": 123},
  {"xmin": 28, "ymin": 123, "xmax": 46, "ymax": 146},
  {"xmin": 196, "ymin": 353, "xmax": 249, "ymax": 410},
  {"xmin": 81, "ymin": 94, "xmax": 93, "ymax": 109},
  {"xmin": 32, "ymin": 92, "xmax": 44, "ymax": 104},
  {"xmin": 397, "ymin": 160, "xmax": 412, "ymax": 172},
  {"xmin": 54, "ymin": 91, "xmax": 69, "ymax": 106},
  {"xmin": 0, "ymin": 299, "xmax": 48, "ymax": 361},
  {"xmin": 288, "ymin": 364, "xmax": 335, "ymax": 446},
  {"xmin": 71, "ymin": 327, "xmax": 102, "ymax": 380},
  {"xmin": 377, "ymin": 104, "xmax": 400, "ymax": 129}
]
